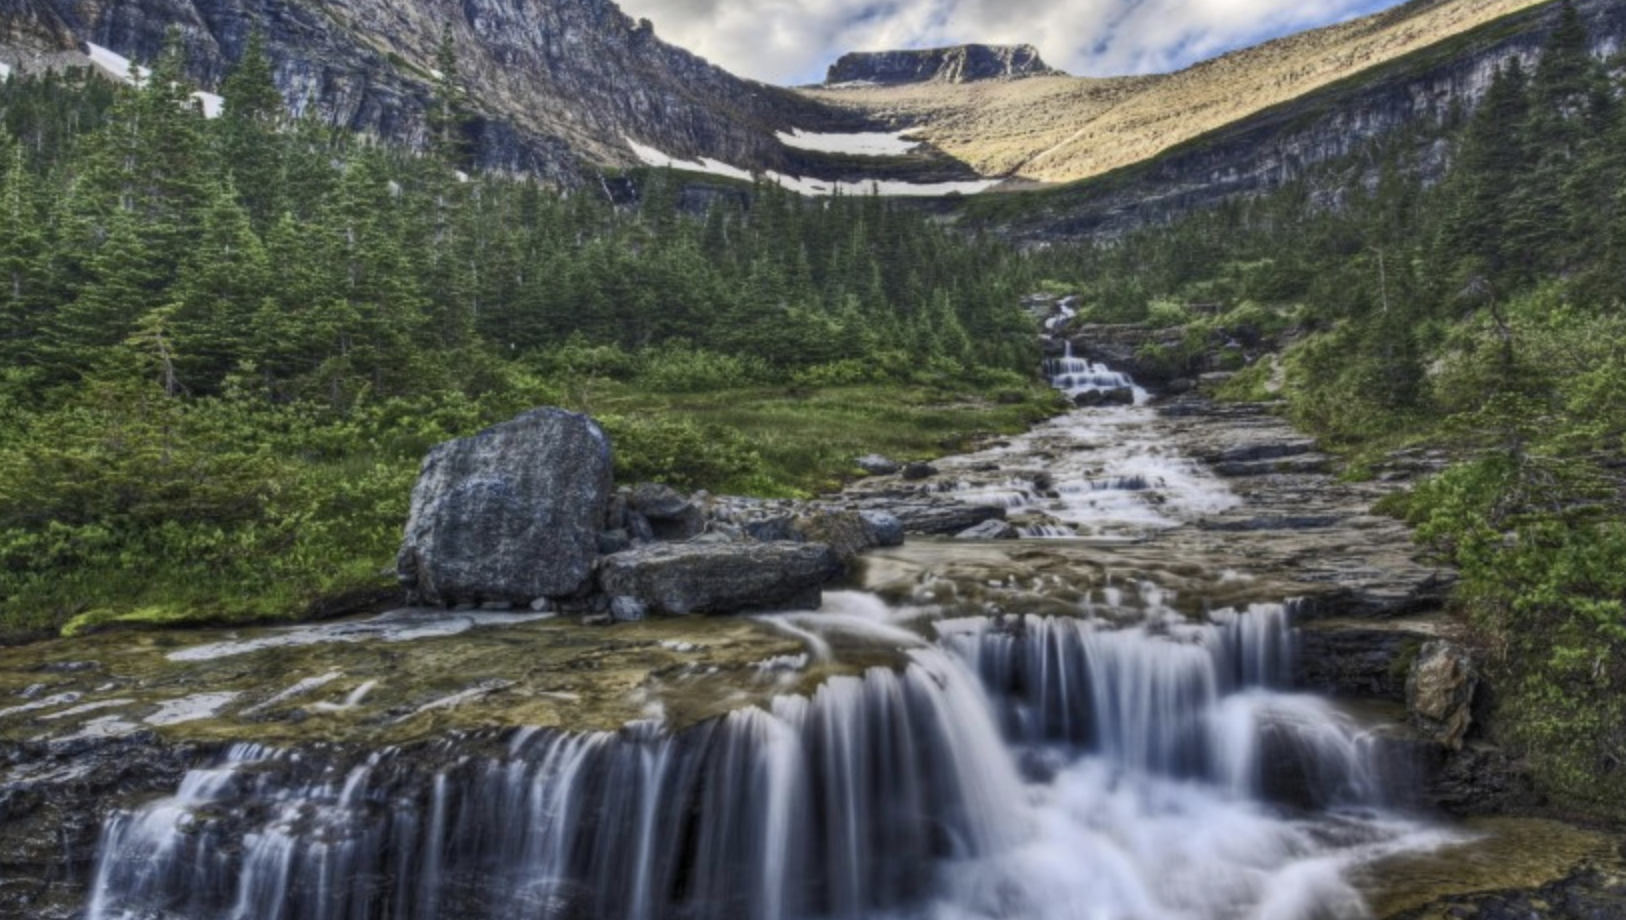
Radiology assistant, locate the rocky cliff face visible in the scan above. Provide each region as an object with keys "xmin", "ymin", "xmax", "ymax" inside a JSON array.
[
  {"xmin": 1000, "ymin": 0, "xmax": 1626, "ymax": 240},
  {"xmin": 16, "ymin": 0, "xmax": 848, "ymax": 182},
  {"xmin": 825, "ymin": 44, "xmax": 1058, "ymax": 86}
]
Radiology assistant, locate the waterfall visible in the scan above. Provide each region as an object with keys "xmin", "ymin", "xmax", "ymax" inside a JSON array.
[
  {"xmin": 85, "ymin": 651, "xmax": 1030, "ymax": 920},
  {"xmin": 1044, "ymin": 341, "xmax": 1141, "ymax": 400},
  {"xmin": 84, "ymin": 602, "xmax": 1437, "ymax": 920}
]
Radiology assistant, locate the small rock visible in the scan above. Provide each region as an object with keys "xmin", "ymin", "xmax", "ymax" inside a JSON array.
[
  {"xmin": 1407, "ymin": 641, "xmax": 1478, "ymax": 750},
  {"xmin": 529, "ymin": 597, "xmax": 555, "ymax": 613},
  {"xmin": 743, "ymin": 516, "xmax": 803, "ymax": 543},
  {"xmin": 610, "ymin": 596, "xmax": 647, "ymax": 622},
  {"xmin": 858, "ymin": 511, "xmax": 905, "ymax": 547},
  {"xmin": 855, "ymin": 454, "xmax": 900, "ymax": 476},
  {"xmin": 793, "ymin": 510, "xmax": 878, "ymax": 561},
  {"xmin": 902, "ymin": 461, "xmax": 938, "ymax": 481},
  {"xmin": 628, "ymin": 483, "xmax": 706, "ymax": 540}
]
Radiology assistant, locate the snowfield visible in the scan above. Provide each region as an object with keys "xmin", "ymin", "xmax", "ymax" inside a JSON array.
[
  {"xmin": 626, "ymin": 137, "xmax": 998, "ymax": 198},
  {"xmin": 775, "ymin": 129, "xmax": 921, "ymax": 157}
]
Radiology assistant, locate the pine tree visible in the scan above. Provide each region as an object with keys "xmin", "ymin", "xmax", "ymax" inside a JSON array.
[
  {"xmin": 217, "ymin": 30, "xmax": 286, "ymax": 230},
  {"xmin": 0, "ymin": 140, "xmax": 47, "ymax": 368},
  {"xmin": 428, "ymin": 23, "xmax": 472, "ymax": 170},
  {"xmin": 170, "ymin": 179, "xmax": 271, "ymax": 391},
  {"xmin": 1441, "ymin": 58, "xmax": 1533, "ymax": 286}
]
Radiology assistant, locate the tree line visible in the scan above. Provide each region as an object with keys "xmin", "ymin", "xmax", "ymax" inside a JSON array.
[{"xmin": 0, "ymin": 31, "xmax": 1042, "ymax": 640}]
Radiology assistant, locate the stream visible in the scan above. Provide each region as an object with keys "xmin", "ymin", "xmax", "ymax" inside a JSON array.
[{"xmin": 3, "ymin": 328, "xmax": 1623, "ymax": 919}]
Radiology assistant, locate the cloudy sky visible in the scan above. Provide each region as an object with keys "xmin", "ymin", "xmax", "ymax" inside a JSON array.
[{"xmin": 614, "ymin": 0, "xmax": 1408, "ymax": 86}]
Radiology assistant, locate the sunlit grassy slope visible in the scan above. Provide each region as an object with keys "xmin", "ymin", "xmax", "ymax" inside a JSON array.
[{"xmin": 799, "ymin": 0, "xmax": 1549, "ymax": 185}]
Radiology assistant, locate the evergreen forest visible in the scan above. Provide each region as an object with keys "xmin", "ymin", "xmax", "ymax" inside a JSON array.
[{"xmin": 0, "ymin": 33, "xmax": 1050, "ymax": 642}]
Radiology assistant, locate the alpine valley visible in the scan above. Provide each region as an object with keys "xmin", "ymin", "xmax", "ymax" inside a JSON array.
[{"xmin": 3, "ymin": 1, "xmax": 1626, "ymax": 919}]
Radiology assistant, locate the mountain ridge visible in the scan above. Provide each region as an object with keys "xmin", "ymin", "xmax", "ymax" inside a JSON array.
[{"xmin": 824, "ymin": 44, "xmax": 1059, "ymax": 86}]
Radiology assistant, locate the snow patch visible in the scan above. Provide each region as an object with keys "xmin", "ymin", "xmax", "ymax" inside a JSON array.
[
  {"xmin": 194, "ymin": 90, "xmax": 224, "ymax": 119},
  {"xmin": 626, "ymin": 136, "xmax": 998, "ymax": 198},
  {"xmin": 85, "ymin": 42, "xmax": 224, "ymax": 119},
  {"xmin": 776, "ymin": 129, "xmax": 921, "ymax": 157},
  {"xmin": 86, "ymin": 42, "xmax": 145, "ymax": 83}
]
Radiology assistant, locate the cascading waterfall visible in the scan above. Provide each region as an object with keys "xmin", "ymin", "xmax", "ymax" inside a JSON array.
[
  {"xmin": 1044, "ymin": 341, "xmax": 1141, "ymax": 400},
  {"xmin": 84, "ymin": 601, "xmax": 1440, "ymax": 920}
]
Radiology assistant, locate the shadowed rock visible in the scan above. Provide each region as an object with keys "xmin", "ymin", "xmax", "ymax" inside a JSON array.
[
  {"xmin": 596, "ymin": 543, "xmax": 843, "ymax": 615},
  {"xmin": 397, "ymin": 408, "xmax": 613, "ymax": 607}
]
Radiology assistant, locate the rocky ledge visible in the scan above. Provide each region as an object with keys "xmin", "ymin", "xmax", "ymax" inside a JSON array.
[{"xmin": 824, "ymin": 44, "xmax": 1059, "ymax": 86}]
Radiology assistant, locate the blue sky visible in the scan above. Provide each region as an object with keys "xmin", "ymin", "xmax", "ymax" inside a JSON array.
[{"xmin": 613, "ymin": 0, "xmax": 1408, "ymax": 85}]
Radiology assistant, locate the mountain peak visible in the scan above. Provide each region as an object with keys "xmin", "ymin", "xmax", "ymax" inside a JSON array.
[{"xmin": 824, "ymin": 44, "xmax": 1058, "ymax": 86}]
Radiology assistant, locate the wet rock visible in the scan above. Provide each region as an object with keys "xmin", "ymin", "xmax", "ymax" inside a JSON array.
[
  {"xmin": 1424, "ymin": 742, "xmax": 1540, "ymax": 816},
  {"xmin": 793, "ymin": 510, "xmax": 882, "ymax": 561},
  {"xmin": 857, "ymin": 511, "xmax": 905, "ymax": 547},
  {"xmin": 1073, "ymin": 387, "xmax": 1135, "ymax": 407},
  {"xmin": 855, "ymin": 454, "xmax": 900, "ymax": 476},
  {"xmin": 1209, "ymin": 455, "xmax": 1331, "ymax": 477},
  {"xmin": 0, "ymin": 735, "xmax": 195, "ymax": 920},
  {"xmin": 596, "ymin": 542, "xmax": 844, "ymax": 615},
  {"xmin": 741, "ymin": 516, "xmax": 803, "ymax": 543},
  {"xmin": 627, "ymin": 483, "xmax": 706, "ymax": 541},
  {"xmin": 955, "ymin": 519, "xmax": 1019, "ymax": 540},
  {"xmin": 398, "ymin": 408, "xmax": 613, "ymax": 607},
  {"xmin": 849, "ymin": 500, "xmax": 1006, "ymax": 536},
  {"xmin": 901, "ymin": 461, "xmax": 939, "ymax": 481},
  {"xmin": 1204, "ymin": 439, "xmax": 1319, "ymax": 465},
  {"xmin": 1408, "ymin": 640, "xmax": 1478, "ymax": 750},
  {"xmin": 1296, "ymin": 627, "xmax": 1424, "ymax": 700}
]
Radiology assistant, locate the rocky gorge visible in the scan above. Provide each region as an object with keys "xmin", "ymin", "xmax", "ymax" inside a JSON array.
[{"xmin": 3, "ymin": 309, "xmax": 1624, "ymax": 919}]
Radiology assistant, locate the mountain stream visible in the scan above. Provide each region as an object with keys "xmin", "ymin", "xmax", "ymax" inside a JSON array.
[{"xmin": 6, "ymin": 332, "xmax": 1621, "ymax": 920}]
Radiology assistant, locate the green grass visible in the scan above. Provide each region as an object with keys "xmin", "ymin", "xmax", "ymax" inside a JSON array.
[{"xmin": 0, "ymin": 378, "xmax": 1063, "ymax": 645}]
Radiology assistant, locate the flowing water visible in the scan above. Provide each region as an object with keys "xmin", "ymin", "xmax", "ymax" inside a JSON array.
[{"xmin": 79, "ymin": 348, "xmax": 1460, "ymax": 920}]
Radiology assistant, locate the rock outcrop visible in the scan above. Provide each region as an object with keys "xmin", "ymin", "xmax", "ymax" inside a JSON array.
[
  {"xmin": 398, "ymin": 408, "xmax": 613, "ymax": 607},
  {"xmin": 13, "ymin": 0, "xmax": 845, "ymax": 182},
  {"xmin": 597, "ymin": 542, "xmax": 843, "ymax": 615},
  {"xmin": 1408, "ymin": 640, "xmax": 1479, "ymax": 750},
  {"xmin": 825, "ymin": 44, "xmax": 1057, "ymax": 85}
]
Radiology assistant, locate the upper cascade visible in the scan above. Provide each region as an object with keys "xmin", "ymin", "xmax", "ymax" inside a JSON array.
[{"xmin": 824, "ymin": 43, "xmax": 1059, "ymax": 86}]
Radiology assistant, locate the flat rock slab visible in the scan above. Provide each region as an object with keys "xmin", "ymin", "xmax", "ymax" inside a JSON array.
[
  {"xmin": 398, "ymin": 408, "xmax": 613, "ymax": 606},
  {"xmin": 597, "ymin": 542, "xmax": 844, "ymax": 615}
]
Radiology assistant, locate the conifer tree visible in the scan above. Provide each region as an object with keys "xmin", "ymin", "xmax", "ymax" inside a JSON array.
[
  {"xmin": 217, "ymin": 30, "xmax": 286, "ymax": 230},
  {"xmin": 428, "ymin": 23, "xmax": 472, "ymax": 169}
]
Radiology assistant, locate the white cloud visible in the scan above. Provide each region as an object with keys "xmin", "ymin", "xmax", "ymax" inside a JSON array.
[{"xmin": 616, "ymin": 0, "xmax": 1401, "ymax": 85}]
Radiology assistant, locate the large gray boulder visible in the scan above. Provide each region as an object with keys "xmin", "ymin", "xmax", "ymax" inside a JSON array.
[
  {"xmin": 398, "ymin": 408, "xmax": 614, "ymax": 606},
  {"xmin": 597, "ymin": 542, "xmax": 844, "ymax": 615}
]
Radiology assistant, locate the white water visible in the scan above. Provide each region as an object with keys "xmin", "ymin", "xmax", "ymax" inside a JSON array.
[
  {"xmin": 931, "ymin": 340, "xmax": 1239, "ymax": 538},
  {"xmin": 85, "ymin": 595, "xmax": 1449, "ymax": 920}
]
